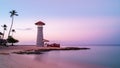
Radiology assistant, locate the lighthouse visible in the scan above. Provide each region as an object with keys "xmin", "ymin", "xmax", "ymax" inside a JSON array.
[{"xmin": 35, "ymin": 21, "xmax": 45, "ymax": 47}]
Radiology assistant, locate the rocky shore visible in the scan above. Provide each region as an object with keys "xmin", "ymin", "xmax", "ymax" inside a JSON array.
[
  {"xmin": 13, "ymin": 47, "xmax": 90, "ymax": 54},
  {"xmin": 0, "ymin": 45, "xmax": 90, "ymax": 55}
]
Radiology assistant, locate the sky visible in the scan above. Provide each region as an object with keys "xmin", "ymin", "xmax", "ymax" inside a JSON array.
[{"xmin": 0, "ymin": 0, "xmax": 120, "ymax": 45}]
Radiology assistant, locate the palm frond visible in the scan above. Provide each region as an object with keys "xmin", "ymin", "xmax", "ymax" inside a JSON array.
[
  {"xmin": 15, "ymin": 14, "xmax": 18, "ymax": 16},
  {"xmin": 10, "ymin": 10, "xmax": 18, "ymax": 17}
]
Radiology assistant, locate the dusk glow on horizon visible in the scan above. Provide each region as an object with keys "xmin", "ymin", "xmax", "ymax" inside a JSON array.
[{"xmin": 0, "ymin": 0, "xmax": 120, "ymax": 45}]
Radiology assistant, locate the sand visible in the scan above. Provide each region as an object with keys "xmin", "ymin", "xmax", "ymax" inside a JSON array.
[{"xmin": 0, "ymin": 45, "xmax": 36, "ymax": 54}]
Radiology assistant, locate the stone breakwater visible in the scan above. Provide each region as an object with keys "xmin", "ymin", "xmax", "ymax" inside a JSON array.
[{"xmin": 13, "ymin": 47, "xmax": 90, "ymax": 54}]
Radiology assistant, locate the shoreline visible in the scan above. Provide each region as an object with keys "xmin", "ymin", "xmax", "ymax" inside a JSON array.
[{"xmin": 0, "ymin": 45, "xmax": 90, "ymax": 55}]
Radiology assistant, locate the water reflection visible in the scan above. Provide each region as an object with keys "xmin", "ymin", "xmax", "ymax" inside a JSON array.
[
  {"xmin": 34, "ymin": 51, "xmax": 61, "ymax": 62},
  {"xmin": 33, "ymin": 46, "xmax": 120, "ymax": 68},
  {"xmin": 34, "ymin": 54, "xmax": 45, "ymax": 61}
]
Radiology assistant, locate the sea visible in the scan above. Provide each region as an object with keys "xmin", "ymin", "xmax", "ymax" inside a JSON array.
[{"xmin": 0, "ymin": 45, "xmax": 120, "ymax": 68}]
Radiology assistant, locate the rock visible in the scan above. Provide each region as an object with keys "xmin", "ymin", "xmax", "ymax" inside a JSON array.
[{"xmin": 13, "ymin": 47, "xmax": 90, "ymax": 55}]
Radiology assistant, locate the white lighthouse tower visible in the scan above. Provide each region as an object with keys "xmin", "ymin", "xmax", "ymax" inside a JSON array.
[{"xmin": 35, "ymin": 21, "xmax": 45, "ymax": 47}]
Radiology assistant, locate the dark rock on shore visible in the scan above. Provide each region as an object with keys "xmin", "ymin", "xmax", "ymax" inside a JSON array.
[
  {"xmin": 13, "ymin": 51, "xmax": 43, "ymax": 54},
  {"xmin": 13, "ymin": 47, "xmax": 90, "ymax": 54}
]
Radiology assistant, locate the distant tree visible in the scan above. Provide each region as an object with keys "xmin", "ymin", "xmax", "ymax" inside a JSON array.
[
  {"xmin": 8, "ymin": 10, "xmax": 18, "ymax": 37},
  {"xmin": 0, "ymin": 32, "xmax": 7, "ymax": 46},
  {"xmin": 0, "ymin": 32, "xmax": 3, "ymax": 45},
  {"xmin": 1, "ymin": 24, "xmax": 7, "ymax": 39},
  {"xmin": 7, "ymin": 36, "xmax": 19, "ymax": 46},
  {"xmin": 0, "ymin": 32, "xmax": 3, "ymax": 38},
  {"xmin": 0, "ymin": 39, "xmax": 7, "ymax": 46},
  {"xmin": 11, "ymin": 29, "xmax": 15, "ymax": 37}
]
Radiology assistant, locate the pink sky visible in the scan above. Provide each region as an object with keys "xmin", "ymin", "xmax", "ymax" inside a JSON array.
[
  {"xmin": 6, "ymin": 16, "xmax": 118, "ymax": 45},
  {"xmin": 0, "ymin": 0, "xmax": 120, "ymax": 45}
]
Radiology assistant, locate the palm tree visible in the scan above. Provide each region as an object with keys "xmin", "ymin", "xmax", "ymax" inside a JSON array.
[
  {"xmin": 8, "ymin": 10, "xmax": 18, "ymax": 37},
  {"xmin": 11, "ymin": 29, "xmax": 15, "ymax": 37},
  {"xmin": 1, "ymin": 24, "xmax": 7, "ymax": 39}
]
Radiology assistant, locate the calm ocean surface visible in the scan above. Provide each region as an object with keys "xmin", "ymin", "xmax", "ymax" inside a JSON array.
[{"xmin": 22, "ymin": 45, "xmax": 120, "ymax": 68}]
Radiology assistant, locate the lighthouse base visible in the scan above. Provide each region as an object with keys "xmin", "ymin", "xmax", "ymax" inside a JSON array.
[{"xmin": 36, "ymin": 43, "xmax": 44, "ymax": 47}]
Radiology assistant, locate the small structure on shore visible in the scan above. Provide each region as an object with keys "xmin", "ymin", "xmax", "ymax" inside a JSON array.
[
  {"xmin": 35, "ymin": 21, "xmax": 45, "ymax": 47},
  {"xmin": 47, "ymin": 43, "xmax": 60, "ymax": 47}
]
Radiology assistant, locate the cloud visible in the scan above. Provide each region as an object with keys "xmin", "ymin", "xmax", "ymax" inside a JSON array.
[{"xmin": 16, "ymin": 28, "xmax": 33, "ymax": 31}]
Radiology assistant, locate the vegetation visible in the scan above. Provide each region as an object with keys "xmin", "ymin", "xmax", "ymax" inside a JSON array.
[
  {"xmin": 11, "ymin": 29, "xmax": 15, "ymax": 36},
  {"xmin": 1, "ymin": 24, "xmax": 7, "ymax": 39},
  {"xmin": 0, "ymin": 25, "xmax": 7, "ymax": 46},
  {"xmin": 7, "ymin": 36, "xmax": 19, "ymax": 46},
  {"xmin": 0, "ymin": 39, "xmax": 7, "ymax": 46},
  {"xmin": 0, "ymin": 10, "xmax": 19, "ymax": 46}
]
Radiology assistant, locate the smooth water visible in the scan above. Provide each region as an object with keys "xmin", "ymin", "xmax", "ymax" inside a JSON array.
[{"xmin": 24, "ymin": 46, "xmax": 120, "ymax": 68}]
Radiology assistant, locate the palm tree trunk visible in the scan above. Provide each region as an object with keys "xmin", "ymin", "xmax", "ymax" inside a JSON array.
[{"xmin": 8, "ymin": 16, "xmax": 14, "ymax": 37}]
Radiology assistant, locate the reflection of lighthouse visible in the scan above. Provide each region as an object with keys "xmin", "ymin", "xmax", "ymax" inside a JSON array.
[{"xmin": 35, "ymin": 21, "xmax": 45, "ymax": 47}]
